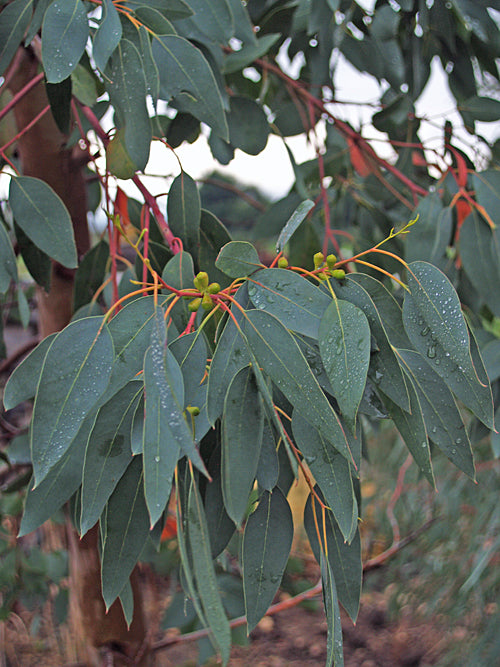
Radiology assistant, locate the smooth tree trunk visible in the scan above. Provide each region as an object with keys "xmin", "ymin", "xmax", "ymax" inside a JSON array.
[{"xmin": 8, "ymin": 47, "xmax": 149, "ymax": 665}]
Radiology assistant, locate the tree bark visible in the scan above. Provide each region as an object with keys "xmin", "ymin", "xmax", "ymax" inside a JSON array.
[{"xmin": 8, "ymin": 47, "xmax": 149, "ymax": 665}]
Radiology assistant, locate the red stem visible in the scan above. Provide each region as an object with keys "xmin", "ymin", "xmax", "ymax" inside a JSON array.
[{"xmin": 0, "ymin": 71, "xmax": 45, "ymax": 123}]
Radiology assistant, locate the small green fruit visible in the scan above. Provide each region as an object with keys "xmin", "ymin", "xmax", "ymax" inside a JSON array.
[
  {"xmin": 188, "ymin": 298, "xmax": 202, "ymax": 312},
  {"xmin": 326, "ymin": 254, "xmax": 337, "ymax": 269},
  {"xmin": 207, "ymin": 282, "xmax": 221, "ymax": 294},
  {"xmin": 186, "ymin": 406, "xmax": 200, "ymax": 417},
  {"xmin": 277, "ymin": 256, "xmax": 289, "ymax": 269},
  {"xmin": 332, "ymin": 269, "xmax": 346, "ymax": 279},
  {"xmin": 193, "ymin": 271, "xmax": 209, "ymax": 291},
  {"xmin": 313, "ymin": 251, "xmax": 324, "ymax": 269}
]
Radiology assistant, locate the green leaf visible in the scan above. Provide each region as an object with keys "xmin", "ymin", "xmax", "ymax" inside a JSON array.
[
  {"xmin": 382, "ymin": 374, "xmax": 434, "ymax": 485},
  {"xmin": 143, "ymin": 346, "xmax": 181, "ymax": 526},
  {"xmin": 146, "ymin": 307, "xmax": 207, "ymax": 476},
  {"xmin": 460, "ymin": 96, "xmax": 500, "ymax": 122},
  {"xmin": 118, "ymin": 579, "xmax": 134, "ymax": 629},
  {"xmin": 188, "ymin": 480, "xmax": 231, "ymax": 664},
  {"xmin": 319, "ymin": 299, "xmax": 370, "ymax": 433},
  {"xmin": 31, "ymin": 317, "xmax": 114, "ymax": 485},
  {"xmin": 134, "ymin": 6, "xmax": 175, "ymax": 35},
  {"xmin": 207, "ymin": 285, "xmax": 251, "ymax": 424},
  {"xmin": 320, "ymin": 552, "xmax": 344, "ymax": 667},
  {"xmin": 179, "ymin": 0, "xmax": 234, "ymax": 44},
  {"xmin": 42, "ymin": 0, "xmax": 89, "ymax": 83},
  {"xmin": 73, "ymin": 240, "xmax": 109, "ymax": 311},
  {"xmin": 0, "ymin": 0, "xmax": 34, "ymax": 76},
  {"xmin": 93, "ymin": 0, "xmax": 122, "ymax": 72},
  {"xmin": 105, "ymin": 296, "xmax": 160, "ymax": 399},
  {"xmin": 215, "ymin": 241, "xmax": 263, "ymax": 278},
  {"xmin": 292, "ymin": 412, "xmax": 357, "ymax": 542},
  {"xmin": 19, "ymin": 411, "xmax": 95, "ymax": 537},
  {"xmin": 222, "ymin": 366, "xmax": 264, "ymax": 526},
  {"xmin": 405, "ymin": 195, "xmax": 452, "ymax": 268},
  {"xmin": 0, "ymin": 223, "xmax": 17, "ymax": 293},
  {"xmin": 276, "ymin": 199, "xmax": 315, "ymax": 252},
  {"xmin": 227, "ymin": 96, "xmax": 269, "ymax": 156},
  {"xmin": 247, "ymin": 268, "xmax": 330, "ymax": 338},
  {"xmin": 167, "ymin": 172, "xmax": 201, "ymax": 257},
  {"xmin": 205, "ymin": 446, "xmax": 236, "ymax": 558},
  {"xmin": 330, "ymin": 276, "xmax": 410, "ymax": 411},
  {"xmin": 397, "ymin": 350, "xmax": 474, "ymax": 478},
  {"xmin": 223, "ymin": 34, "xmax": 280, "ymax": 73},
  {"xmin": 3, "ymin": 335, "xmax": 56, "ymax": 410},
  {"xmin": 152, "ymin": 35, "xmax": 229, "ymax": 140},
  {"xmin": 403, "ymin": 261, "xmax": 494, "ymax": 429},
  {"xmin": 460, "ymin": 210, "xmax": 500, "ymax": 318},
  {"xmin": 242, "ymin": 309, "xmax": 354, "ymax": 465},
  {"xmin": 45, "ymin": 77, "xmax": 72, "ymax": 134},
  {"xmin": 255, "ymin": 423, "xmax": 279, "ymax": 496},
  {"xmin": 242, "ymin": 488, "xmax": 293, "ymax": 632},
  {"xmin": 80, "ymin": 381, "xmax": 142, "ymax": 536},
  {"xmin": 198, "ymin": 209, "xmax": 233, "ymax": 288},
  {"xmin": 126, "ymin": 0, "xmax": 193, "ymax": 20},
  {"xmin": 101, "ymin": 456, "xmax": 150, "ymax": 610},
  {"xmin": 169, "ymin": 330, "xmax": 208, "ymax": 402},
  {"xmin": 9, "ymin": 176, "xmax": 77, "ymax": 268},
  {"xmin": 105, "ymin": 40, "xmax": 151, "ymax": 171},
  {"xmin": 14, "ymin": 222, "xmax": 51, "ymax": 291},
  {"xmin": 162, "ymin": 251, "xmax": 195, "ymax": 331},
  {"xmin": 349, "ymin": 273, "xmax": 412, "ymax": 350},
  {"xmin": 304, "ymin": 490, "xmax": 361, "ymax": 623}
]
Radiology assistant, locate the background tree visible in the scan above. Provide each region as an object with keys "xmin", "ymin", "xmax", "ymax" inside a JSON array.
[{"xmin": 0, "ymin": 0, "xmax": 499, "ymax": 665}]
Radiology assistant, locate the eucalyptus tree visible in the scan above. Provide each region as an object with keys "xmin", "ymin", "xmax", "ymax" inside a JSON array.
[{"xmin": 1, "ymin": 0, "xmax": 499, "ymax": 664}]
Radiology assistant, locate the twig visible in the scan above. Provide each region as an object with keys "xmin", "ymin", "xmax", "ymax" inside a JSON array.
[
  {"xmin": 363, "ymin": 516, "xmax": 437, "ymax": 571},
  {"xmin": 151, "ymin": 578, "xmax": 323, "ymax": 653},
  {"xmin": 200, "ymin": 177, "xmax": 267, "ymax": 212}
]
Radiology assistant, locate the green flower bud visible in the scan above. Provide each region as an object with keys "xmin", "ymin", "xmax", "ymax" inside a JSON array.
[
  {"xmin": 201, "ymin": 293, "xmax": 214, "ymax": 310},
  {"xmin": 326, "ymin": 254, "xmax": 337, "ymax": 269},
  {"xmin": 277, "ymin": 256, "xmax": 289, "ymax": 269},
  {"xmin": 193, "ymin": 271, "xmax": 209, "ymax": 291},
  {"xmin": 188, "ymin": 297, "xmax": 202, "ymax": 312},
  {"xmin": 313, "ymin": 251, "xmax": 324, "ymax": 269},
  {"xmin": 332, "ymin": 269, "xmax": 346, "ymax": 280},
  {"xmin": 186, "ymin": 406, "xmax": 200, "ymax": 417},
  {"xmin": 207, "ymin": 282, "xmax": 221, "ymax": 294}
]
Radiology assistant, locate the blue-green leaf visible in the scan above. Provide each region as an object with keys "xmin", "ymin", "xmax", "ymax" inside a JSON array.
[
  {"xmin": 9, "ymin": 176, "xmax": 77, "ymax": 268},
  {"xmin": 247, "ymin": 268, "xmax": 330, "ymax": 339},
  {"xmin": 93, "ymin": 0, "xmax": 122, "ymax": 72},
  {"xmin": 0, "ymin": 0, "xmax": 33, "ymax": 77},
  {"xmin": 242, "ymin": 488, "xmax": 293, "ymax": 632},
  {"xmin": 215, "ymin": 241, "xmax": 263, "ymax": 278},
  {"xmin": 292, "ymin": 412, "xmax": 357, "ymax": 542},
  {"xmin": 0, "ymin": 223, "xmax": 17, "ymax": 293},
  {"xmin": 3, "ymin": 334, "xmax": 56, "ymax": 410},
  {"xmin": 403, "ymin": 261, "xmax": 494, "ymax": 429},
  {"xmin": 18, "ymin": 413, "xmax": 94, "ymax": 537},
  {"xmin": 276, "ymin": 199, "xmax": 315, "ymax": 252},
  {"xmin": 105, "ymin": 39, "xmax": 151, "ymax": 171},
  {"xmin": 152, "ymin": 35, "xmax": 228, "ymax": 140},
  {"xmin": 80, "ymin": 382, "xmax": 142, "ymax": 536},
  {"xmin": 31, "ymin": 318, "xmax": 114, "ymax": 484},
  {"xmin": 304, "ymin": 490, "xmax": 361, "ymax": 623},
  {"xmin": 242, "ymin": 309, "xmax": 354, "ymax": 465},
  {"xmin": 397, "ymin": 349, "xmax": 474, "ymax": 478},
  {"xmin": 101, "ymin": 456, "xmax": 150, "ymax": 610},
  {"xmin": 42, "ymin": 0, "xmax": 89, "ymax": 83},
  {"xmin": 222, "ymin": 366, "xmax": 264, "ymax": 526},
  {"xmin": 188, "ymin": 480, "xmax": 231, "ymax": 664},
  {"xmin": 319, "ymin": 299, "xmax": 370, "ymax": 433},
  {"xmin": 167, "ymin": 172, "xmax": 201, "ymax": 256}
]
